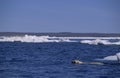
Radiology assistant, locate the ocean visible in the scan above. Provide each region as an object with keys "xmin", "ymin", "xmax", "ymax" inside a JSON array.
[{"xmin": 0, "ymin": 34, "xmax": 120, "ymax": 78}]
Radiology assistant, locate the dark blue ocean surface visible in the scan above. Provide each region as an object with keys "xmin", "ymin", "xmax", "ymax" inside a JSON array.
[{"xmin": 0, "ymin": 42, "xmax": 120, "ymax": 78}]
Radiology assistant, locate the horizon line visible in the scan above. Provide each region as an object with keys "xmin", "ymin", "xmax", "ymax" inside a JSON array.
[{"xmin": 0, "ymin": 31, "xmax": 120, "ymax": 34}]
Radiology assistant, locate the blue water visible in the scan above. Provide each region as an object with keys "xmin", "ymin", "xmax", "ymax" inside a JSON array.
[{"xmin": 0, "ymin": 42, "xmax": 120, "ymax": 78}]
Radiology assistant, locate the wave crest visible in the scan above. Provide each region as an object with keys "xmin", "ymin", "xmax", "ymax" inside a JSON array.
[
  {"xmin": 0, "ymin": 35, "xmax": 72, "ymax": 43},
  {"xmin": 0, "ymin": 35, "xmax": 120, "ymax": 45},
  {"xmin": 80, "ymin": 39, "xmax": 120, "ymax": 45}
]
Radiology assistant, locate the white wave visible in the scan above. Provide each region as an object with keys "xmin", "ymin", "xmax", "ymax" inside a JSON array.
[
  {"xmin": 0, "ymin": 35, "xmax": 120, "ymax": 44},
  {"xmin": 97, "ymin": 52, "xmax": 120, "ymax": 61},
  {"xmin": 80, "ymin": 39, "xmax": 120, "ymax": 45},
  {"xmin": 104, "ymin": 53, "xmax": 120, "ymax": 61},
  {"xmin": 0, "ymin": 35, "xmax": 74, "ymax": 43},
  {"xmin": 103, "ymin": 55, "xmax": 117, "ymax": 61},
  {"xmin": 57, "ymin": 37, "xmax": 120, "ymax": 40}
]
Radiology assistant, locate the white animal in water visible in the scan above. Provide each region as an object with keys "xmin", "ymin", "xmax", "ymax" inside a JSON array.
[
  {"xmin": 71, "ymin": 60, "xmax": 104, "ymax": 65},
  {"xmin": 72, "ymin": 53, "xmax": 120, "ymax": 65}
]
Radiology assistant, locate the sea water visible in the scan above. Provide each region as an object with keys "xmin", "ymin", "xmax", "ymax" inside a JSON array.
[{"xmin": 0, "ymin": 35, "xmax": 120, "ymax": 78}]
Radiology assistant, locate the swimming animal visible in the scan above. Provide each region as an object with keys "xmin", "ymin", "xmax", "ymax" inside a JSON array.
[{"xmin": 72, "ymin": 60, "xmax": 104, "ymax": 65}]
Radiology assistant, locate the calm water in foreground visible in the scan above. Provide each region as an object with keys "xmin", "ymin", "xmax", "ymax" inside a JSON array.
[{"xmin": 0, "ymin": 42, "xmax": 120, "ymax": 78}]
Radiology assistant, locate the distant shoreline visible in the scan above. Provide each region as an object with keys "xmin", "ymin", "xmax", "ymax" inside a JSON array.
[{"xmin": 0, "ymin": 32, "xmax": 120, "ymax": 37}]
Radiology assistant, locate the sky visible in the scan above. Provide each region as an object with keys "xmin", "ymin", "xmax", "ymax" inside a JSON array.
[{"xmin": 0, "ymin": 0, "xmax": 120, "ymax": 33}]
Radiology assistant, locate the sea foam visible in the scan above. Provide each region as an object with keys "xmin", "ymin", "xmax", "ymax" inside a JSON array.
[
  {"xmin": 95, "ymin": 52, "xmax": 120, "ymax": 62},
  {"xmin": 80, "ymin": 39, "xmax": 120, "ymax": 45},
  {"xmin": 0, "ymin": 35, "xmax": 120, "ymax": 45},
  {"xmin": 0, "ymin": 35, "xmax": 72, "ymax": 43}
]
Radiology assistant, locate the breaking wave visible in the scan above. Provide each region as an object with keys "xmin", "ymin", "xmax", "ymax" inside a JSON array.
[
  {"xmin": 103, "ymin": 53, "xmax": 120, "ymax": 61},
  {"xmin": 0, "ymin": 35, "xmax": 120, "ymax": 45},
  {"xmin": 80, "ymin": 39, "xmax": 120, "ymax": 45},
  {"xmin": 96, "ymin": 52, "xmax": 120, "ymax": 62},
  {"xmin": 0, "ymin": 35, "xmax": 74, "ymax": 43}
]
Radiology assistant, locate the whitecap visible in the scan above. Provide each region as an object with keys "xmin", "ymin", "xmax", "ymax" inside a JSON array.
[
  {"xmin": 80, "ymin": 39, "xmax": 120, "ymax": 45},
  {"xmin": 0, "ymin": 35, "xmax": 120, "ymax": 44},
  {"xmin": 96, "ymin": 52, "xmax": 120, "ymax": 61}
]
